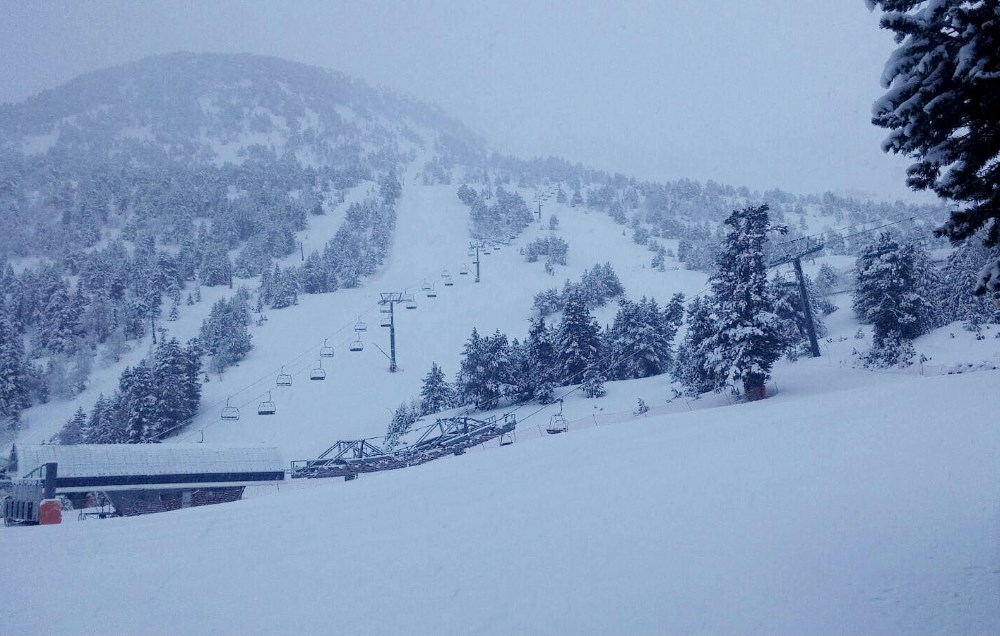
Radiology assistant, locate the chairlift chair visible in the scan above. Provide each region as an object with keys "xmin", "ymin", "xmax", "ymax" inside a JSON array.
[
  {"xmin": 349, "ymin": 338, "xmax": 364, "ymax": 352},
  {"xmin": 440, "ymin": 269, "xmax": 451, "ymax": 278},
  {"xmin": 354, "ymin": 318, "xmax": 368, "ymax": 332},
  {"xmin": 459, "ymin": 265, "xmax": 469, "ymax": 276},
  {"xmin": 426, "ymin": 284, "xmax": 437, "ymax": 298},
  {"xmin": 546, "ymin": 413, "xmax": 568, "ymax": 434},
  {"xmin": 276, "ymin": 366, "xmax": 293, "ymax": 387},
  {"xmin": 381, "ymin": 316, "xmax": 392, "ymax": 327},
  {"xmin": 546, "ymin": 399, "xmax": 567, "ymax": 434},
  {"xmin": 320, "ymin": 338, "xmax": 335, "ymax": 358},
  {"xmin": 443, "ymin": 275, "xmax": 454, "ymax": 287},
  {"xmin": 499, "ymin": 430, "xmax": 515, "ymax": 446},
  {"xmin": 221, "ymin": 398, "xmax": 240, "ymax": 421},
  {"xmin": 310, "ymin": 360, "xmax": 327, "ymax": 381},
  {"xmin": 257, "ymin": 392, "xmax": 276, "ymax": 416}
]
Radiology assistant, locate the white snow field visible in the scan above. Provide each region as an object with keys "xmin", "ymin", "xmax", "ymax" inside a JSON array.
[
  {"xmin": 3, "ymin": 359, "xmax": 1000, "ymax": 635},
  {"xmin": 5, "ymin": 173, "xmax": 1000, "ymax": 634}
]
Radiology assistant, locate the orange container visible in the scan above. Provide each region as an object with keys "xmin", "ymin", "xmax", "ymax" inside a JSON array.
[{"xmin": 39, "ymin": 499, "xmax": 62, "ymax": 525}]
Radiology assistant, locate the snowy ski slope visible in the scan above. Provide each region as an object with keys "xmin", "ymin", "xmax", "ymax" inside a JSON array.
[{"xmin": 4, "ymin": 168, "xmax": 1000, "ymax": 634}]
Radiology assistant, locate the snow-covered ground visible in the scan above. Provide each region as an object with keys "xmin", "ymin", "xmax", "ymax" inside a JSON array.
[
  {"xmin": 5, "ymin": 173, "xmax": 1000, "ymax": 634},
  {"xmin": 4, "ymin": 357, "xmax": 1000, "ymax": 634}
]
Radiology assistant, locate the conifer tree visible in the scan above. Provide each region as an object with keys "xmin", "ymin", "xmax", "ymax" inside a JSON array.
[
  {"xmin": 675, "ymin": 296, "xmax": 720, "ymax": 395},
  {"xmin": 384, "ymin": 401, "xmax": 418, "ymax": 449},
  {"xmin": 419, "ymin": 362, "xmax": 455, "ymax": 416},
  {"xmin": 83, "ymin": 393, "xmax": 123, "ymax": 443},
  {"xmin": 853, "ymin": 232, "xmax": 924, "ymax": 366},
  {"xmin": 119, "ymin": 362, "xmax": 157, "ymax": 443},
  {"xmin": 556, "ymin": 289, "xmax": 603, "ymax": 384},
  {"xmin": 702, "ymin": 204, "xmax": 783, "ymax": 400},
  {"xmin": 455, "ymin": 329, "xmax": 510, "ymax": 410},
  {"xmin": 200, "ymin": 296, "xmax": 252, "ymax": 373},
  {"xmin": 869, "ymin": 1, "xmax": 1000, "ymax": 293},
  {"xmin": 0, "ymin": 309, "xmax": 30, "ymax": 428},
  {"xmin": 526, "ymin": 317, "xmax": 558, "ymax": 402},
  {"xmin": 58, "ymin": 407, "xmax": 87, "ymax": 445}
]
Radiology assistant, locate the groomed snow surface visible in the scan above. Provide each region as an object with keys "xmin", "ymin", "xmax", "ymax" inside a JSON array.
[
  {"xmin": 5, "ymin": 174, "xmax": 1000, "ymax": 634},
  {"xmin": 5, "ymin": 362, "xmax": 1000, "ymax": 634}
]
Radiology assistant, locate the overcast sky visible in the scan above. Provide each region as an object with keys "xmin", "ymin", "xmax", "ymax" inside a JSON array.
[{"xmin": 0, "ymin": 1, "xmax": 929, "ymax": 202}]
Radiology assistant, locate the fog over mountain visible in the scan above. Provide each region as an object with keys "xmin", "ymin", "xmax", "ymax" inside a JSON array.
[{"xmin": 0, "ymin": 1, "xmax": 926, "ymax": 201}]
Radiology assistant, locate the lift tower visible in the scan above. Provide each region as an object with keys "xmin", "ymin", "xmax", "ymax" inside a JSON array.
[
  {"xmin": 379, "ymin": 292, "xmax": 404, "ymax": 372},
  {"xmin": 768, "ymin": 236, "xmax": 825, "ymax": 358},
  {"xmin": 469, "ymin": 240, "xmax": 486, "ymax": 283}
]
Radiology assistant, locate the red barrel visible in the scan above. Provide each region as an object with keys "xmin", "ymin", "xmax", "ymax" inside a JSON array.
[{"xmin": 39, "ymin": 499, "xmax": 62, "ymax": 525}]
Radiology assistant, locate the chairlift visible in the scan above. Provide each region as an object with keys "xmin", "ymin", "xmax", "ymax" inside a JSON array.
[
  {"xmin": 546, "ymin": 399, "xmax": 567, "ymax": 434},
  {"xmin": 276, "ymin": 366, "xmax": 293, "ymax": 386},
  {"xmin": 459, "ymin": 265, "xmax": 469, "ymax": 276},
  {"xmin": 421, "ymin": 280, "xmax": 433, "ymax": 291},
  {"xmin": 310, "ymin": 360, "xmax": 327, "ymax": 381},
  {"xmin": 425, "ymin": 284, "xmax": 437, "ymax": 298},
  {"xmin": 221, "ymin": 398, "xmax": 240, "ymax": 421},
  {"xmin": 354, "ymin": 318, "xmax": 368, "ymax": 332},
  {"xmin": 405, "ymin": 295, "xmax": 417, "ymax": 310},
  {"xmin": 349, "ymin": 338, "xmax": 364, "ymax": 352},
  {"xmin": 320, "ymin": 338, "xmax": 335, "ymax": 358},
  {"xmin": 381, "ymin": 315, "xmax": 392, "ymax": 327},
  {"xmin": 440, "ymin": 269, "xmax": 451, "ymax": 278},
  {"xmin": 499, "ymin": 430, "xmax": 515, "ymax": 447},
  {"xmin": 257, "ymin": 392, "xmax": 276, "ymax": 416},
  {"xmin": 443, "ymin": 275, "xmax": 454, "ymax": 287}
]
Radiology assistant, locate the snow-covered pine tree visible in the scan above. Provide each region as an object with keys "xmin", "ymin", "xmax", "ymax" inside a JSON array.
[
  {"xmin": 525, "ymin": 317, "xmax": 558, "ymax": 402},
  {"xmin": 581, "ymin": 369, "xmax": 606, "ymax": 398},
  {"xmin": 556, "ymin": 288, "xmax": 603, "ymax": 385},
  {"xmin": 608, "ymin": 297, "xmax": 671, "ymax": 380},
  {"xmin": 912, "ymin": 241, "xmax": 949, "ymax": 332},
  {"xmin": 869, "ymin": 1, "xmax": 1000, "ymax": 293},
  {"xmin": 455, "ymin": 329, "xmax": 511, "ymax": 410},
  {"xmin": 853, "ymin": 232, "xmax": 924, "ymax": 366},
  {"xmin": 674, "ymin": 296, "xmax": 721, "ymax": 395},
  {"xmin": 419, "ymin": 362, "xmax": 455, "ymax": 416},
  {"xmin": 37, "ymin": 282, "xmax": 82, "ymax": 354},
  {"xmin": 58, "ymin": 407, "xmax": 87, "ymax": 444},
  {"xmin": 384, "ymin": 401, "xmax": 418, "ymax": 450},
  {"xmin": 150, "ymin": 338, "xmax": 195, "ymax": 439},
  {"xmin": 503, "ymin": 338, "xmax": 536, "ymax": 403},
  {"xmin": 702, "ymin": 204, "xmax": 783, "ymax": 400},
  {"xmin": 199, "ymin": 296, "xmax": 253, "ymax": 374},
  {"xmin": 82, "ymin": 393, "xmax": 123, "ymax": 443},
  {"xmin": 939, "ymin": 239, "xmax": 1000, "ymax": 326},
  {"xmin": 118, "ymin": 362, "xmax": 158, "ymax": 443},
  {"xmin": 0, "ymin": 308, "xmax": 30, "ymax": 428}
]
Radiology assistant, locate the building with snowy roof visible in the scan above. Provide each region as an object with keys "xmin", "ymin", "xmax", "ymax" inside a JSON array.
[{"xmin": 6, "ymin": 444, "xmax": 284, "ymax": 517}]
